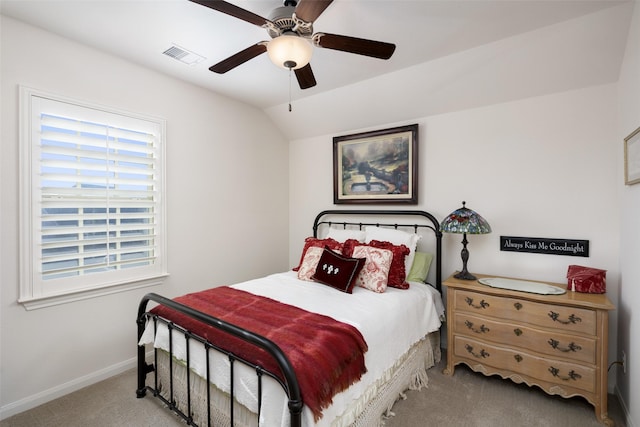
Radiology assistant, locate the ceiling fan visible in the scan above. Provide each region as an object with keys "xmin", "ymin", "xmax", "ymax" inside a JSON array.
[{"xmin": 189, "ymin": 0, "xmax": 396, "ymax": 90}]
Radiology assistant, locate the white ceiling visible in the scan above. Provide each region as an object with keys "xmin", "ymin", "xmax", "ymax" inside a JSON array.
[{"xmin": 1, "ymin": 0, "xmax": 632, "ymax": 114}]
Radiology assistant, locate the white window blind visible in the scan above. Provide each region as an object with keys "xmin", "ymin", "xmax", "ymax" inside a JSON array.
[{"xmin": 20, "ymin": 87, "xmax": 167, "ymax": 309}]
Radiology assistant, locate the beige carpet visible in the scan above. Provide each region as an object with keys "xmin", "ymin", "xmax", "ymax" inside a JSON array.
[
  {"xmin": 1, "ymin": 352, "xmax": 626, "ymax": 427},
  {"xmin": 385, "ymin": 356, "xmax": 626, "ymax": 427}
]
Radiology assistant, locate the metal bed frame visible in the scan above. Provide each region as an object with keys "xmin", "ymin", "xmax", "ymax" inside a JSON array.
[
  {"xmin": 312, "ymin": 210, "xmax": 442, "ymax": 292},
  {"xmin": 136, "ymin": 209, "xmax": 442, "ymax": 427}
]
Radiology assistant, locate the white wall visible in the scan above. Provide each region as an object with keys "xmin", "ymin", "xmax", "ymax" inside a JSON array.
[
  {"xmin": 289, "ymin": 84, "xmax": 621, "ymax": 391},
  {"xmin": 616, "ymin": 2, "xmax": 640, "ymax": 426},
  {"xmin": 0, "ymin": 16, "xmax": 289, "ymax": 418}
]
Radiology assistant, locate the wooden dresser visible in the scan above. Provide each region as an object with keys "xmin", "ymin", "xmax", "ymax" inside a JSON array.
[{"xmin": 443, "ymin": 273, "xmax": 615, "ymax": 426}]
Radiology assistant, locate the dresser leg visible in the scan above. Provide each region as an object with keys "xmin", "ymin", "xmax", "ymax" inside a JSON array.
[
  {"xmin": 595, "ymin": 392, "xmax": 613, "ymax": 426},
  {"xmin": 598, "ymin": 412, "xmax": 614, "ymax": 426},
  {"xmin": 443, "ymin": 345, "xmax": 454, "ymax": 375}
]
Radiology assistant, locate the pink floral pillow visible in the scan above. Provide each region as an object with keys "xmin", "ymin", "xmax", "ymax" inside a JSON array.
[
  {"xmin": 297, "ymin": 246, "xmax": 328, "ymax": 281},
  {"xmin": 367, "ymin": 240, "xmax": 411, "ymax": 289},
  {"xmin": 351, "ymin": 245, "xmax": 393, "ymax": 293},
  {"xmin": 343, "ymin": 239, "xmax": 410, "ymax": 289}
]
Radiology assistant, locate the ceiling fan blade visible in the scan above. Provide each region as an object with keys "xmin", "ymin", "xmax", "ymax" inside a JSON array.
[
  {"xmin": 209, "ymin": 43, "xmax": 267, "ymax": 74},
  {"xmin": 314, "ymin": 33, "xmax": 396, "ymax": 60},
  {"xmin": 294, "ymin": 0, "xmax": 333, "ymax": 23},
  {"xmin": 294, "ymin": 64, "xmax": 317, "ymax": 89},
  {"xmin": 189, "ymin": 0, "xmax": 270, "ymax": 27}
]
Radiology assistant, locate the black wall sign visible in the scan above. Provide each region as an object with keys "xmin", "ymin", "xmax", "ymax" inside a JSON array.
[{"xmin": 500, "ymin": 236, "xmax": 589, "ymax": 257}]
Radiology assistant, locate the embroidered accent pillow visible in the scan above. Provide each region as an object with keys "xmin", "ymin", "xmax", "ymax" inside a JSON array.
[
  {"xmin": 351, "ymin": 245, "xmax": 393, "ymax": 293},
  {"xmin": 293, "ymin": 237, "xmax": 342, "ymax": 272},
  {"xmin": 311, "ymin": 247, "xmax": 366, "ymax": 293}
]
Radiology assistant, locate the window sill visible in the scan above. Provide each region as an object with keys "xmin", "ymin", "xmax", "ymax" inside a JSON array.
[{"xmin": 18, "ymin": 274, "xmax": 169, "ymax": 310}]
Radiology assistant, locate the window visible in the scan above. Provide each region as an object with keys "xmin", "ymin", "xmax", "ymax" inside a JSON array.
[{"xmin": 19, "ymin": 87, "xmax": 167, "ymax": 309}]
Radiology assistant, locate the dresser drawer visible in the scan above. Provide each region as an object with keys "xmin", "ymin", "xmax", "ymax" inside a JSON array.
[
  {"xmin": 453, "ymin": 312, "xmax": 596, "ymax": 364},
  {"xmin": 454, "ymin": 289, "xmax": 596, "ymax": 335},
  {"xmin": 454, "ymin": 336, "xmax": 596, "ymax": 393}
]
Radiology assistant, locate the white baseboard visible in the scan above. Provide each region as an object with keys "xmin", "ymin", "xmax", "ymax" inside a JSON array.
[
  {"xmin": 0, "ymin": 357, "xmax": 137, "ymax": 421},
  {"xmin": 614, "ymin": 384, "xmax": 636, "ymax": 427}
]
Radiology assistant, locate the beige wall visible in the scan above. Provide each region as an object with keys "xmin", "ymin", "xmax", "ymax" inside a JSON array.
[{"xmin": 0, "ymin": 16, "xmax": 289, "ymax": 418}]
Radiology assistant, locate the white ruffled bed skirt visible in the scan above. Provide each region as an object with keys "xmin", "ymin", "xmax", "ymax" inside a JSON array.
[{"xmin": 154, "ymin": 332, "xmax": 440, "ymax": 427}]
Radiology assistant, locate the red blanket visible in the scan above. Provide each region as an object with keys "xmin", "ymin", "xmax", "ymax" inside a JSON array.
[{"xmin": 150, "ymin": 286, "xmax": 368, "ymax": 421}]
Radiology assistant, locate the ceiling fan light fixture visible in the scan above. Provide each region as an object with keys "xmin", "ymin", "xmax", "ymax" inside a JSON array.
[{"xmin": 267, "ymin": 33, "xmax": 313, "ymax": 70}]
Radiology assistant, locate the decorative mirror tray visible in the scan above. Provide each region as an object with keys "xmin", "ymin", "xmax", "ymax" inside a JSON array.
[{"xmin": 478, "ymin": 277, "xmax": 566, "ymax": 295}]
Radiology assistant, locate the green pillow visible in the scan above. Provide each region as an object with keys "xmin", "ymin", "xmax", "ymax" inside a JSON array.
[{"xmin": 407, "ymin": 251, "xmax": 434, "ymax": 283}]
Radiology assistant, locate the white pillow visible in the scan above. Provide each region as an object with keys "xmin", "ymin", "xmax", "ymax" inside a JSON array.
[
  {"xmin": 364, "ymin": 226, "xmax": 421, "ymax": 273},
  {"xmin": 325, "ymin": 227, "xmax": 366, "ymax": 243}
]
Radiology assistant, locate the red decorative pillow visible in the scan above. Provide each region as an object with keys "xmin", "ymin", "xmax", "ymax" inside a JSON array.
[
  {"xmin": 293, "ymin": 237, "xmax": 342, "ymax": 271},
  {"xmin": 342, "ymin": 239, "xmax": 361, "ymax": 257},
  {"xmin": 311, "ymin": 247, "xmax": 366, "ymax": 293},
  {"xmin": 343, "ymin": 239, "xmax": 410, "ymax": 289}
]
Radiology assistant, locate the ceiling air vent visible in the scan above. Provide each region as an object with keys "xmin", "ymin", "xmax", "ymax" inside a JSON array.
[{"xmin": 162, "ymin": 45, "xmax": 206, "ymax": 66}]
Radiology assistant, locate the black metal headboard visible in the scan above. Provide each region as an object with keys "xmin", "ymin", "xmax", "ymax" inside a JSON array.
[{"xmin": 312, "ymin": 210, "xmax": 442, "ymax": 292}]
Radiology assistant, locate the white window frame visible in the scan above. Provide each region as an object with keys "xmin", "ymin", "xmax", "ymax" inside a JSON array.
[{"xmin": 19, "ymin": 86, "xmax": 168, "ymax": 310}]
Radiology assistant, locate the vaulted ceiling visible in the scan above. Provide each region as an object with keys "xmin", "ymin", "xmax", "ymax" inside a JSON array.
[{"xmin": 1, "ymin": 0, "xmax": 634, "ymax": 139}]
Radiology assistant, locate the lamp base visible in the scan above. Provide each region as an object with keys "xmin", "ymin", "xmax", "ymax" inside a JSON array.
[
  {"xmin": 454, "ymin": 270, "xmax": 477, "ymax": 281},
  {"xmin": 455, "ymin": 233, "xmax": 477, "ymax": 280}
]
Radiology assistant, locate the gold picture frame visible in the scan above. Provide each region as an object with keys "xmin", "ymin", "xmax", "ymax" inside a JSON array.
[{"xmin": 624, "ymin": 126, "xmax": 640, "ymax": 185}]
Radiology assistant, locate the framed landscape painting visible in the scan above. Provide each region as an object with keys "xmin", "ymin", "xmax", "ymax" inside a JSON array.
[{"xmin": 333, "ymin": 124, "xmax": 418, "ymax": 204}]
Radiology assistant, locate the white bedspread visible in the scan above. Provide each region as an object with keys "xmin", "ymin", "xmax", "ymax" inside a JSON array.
[{"xmin": 140, "ymin": 271, "xmax": 444, "ymax": 427}]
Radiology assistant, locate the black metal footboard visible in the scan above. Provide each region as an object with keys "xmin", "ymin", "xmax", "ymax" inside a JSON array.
[{"xmin": 136, "ymin": 293, "xmax": 303, "ymax": 427}]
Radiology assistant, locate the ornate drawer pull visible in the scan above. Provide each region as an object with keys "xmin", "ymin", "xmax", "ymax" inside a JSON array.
[
  {"xmin": 548, "ymin": 367, "xmax": 582, "ymax": 381},
  {"xmin": 513, "ymin": 328, "xmax": 523, "ymax": 336},
  {"xmin": 548, "ymin": 338, "xmax": 582, "ymax": 353},
  {"xmin": 465, "ymin": 296, "xmax": 490, "ymax": 309},
  {"xmin": 514, "ymin": 302, "xmax": 523, "ymax": 310},
  {"xmin": 465, "ymin": 344, "xmax": 490, "ymax": 359},
  {"xmin": 514, "ymin": 354, "xmax": 523, "ymax": 363},
  {"xmin": 464, "ymin": 320, "xmax": 490, "ymax": 334},
  {"xmin": 548, "ymin": 311, "xmax": 582, "ymax": 325}
]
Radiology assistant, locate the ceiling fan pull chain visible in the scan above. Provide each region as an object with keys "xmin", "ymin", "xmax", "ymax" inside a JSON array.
[{"xmin": 289, "ymin": 68, "xmax": 293, "ymax": 112}]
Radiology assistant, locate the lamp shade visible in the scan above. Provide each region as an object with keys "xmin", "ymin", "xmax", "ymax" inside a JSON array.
[
  {"xmin": 440, "ymin": 201, "xmax": 492, "ymax": 235},
  {"xmin": 440, "ymin": 201, "xmax": 491, "ymax": 280},
  {"xmin": 267, "ymin": 33, "xmax": 313, "ymax": 70}
]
